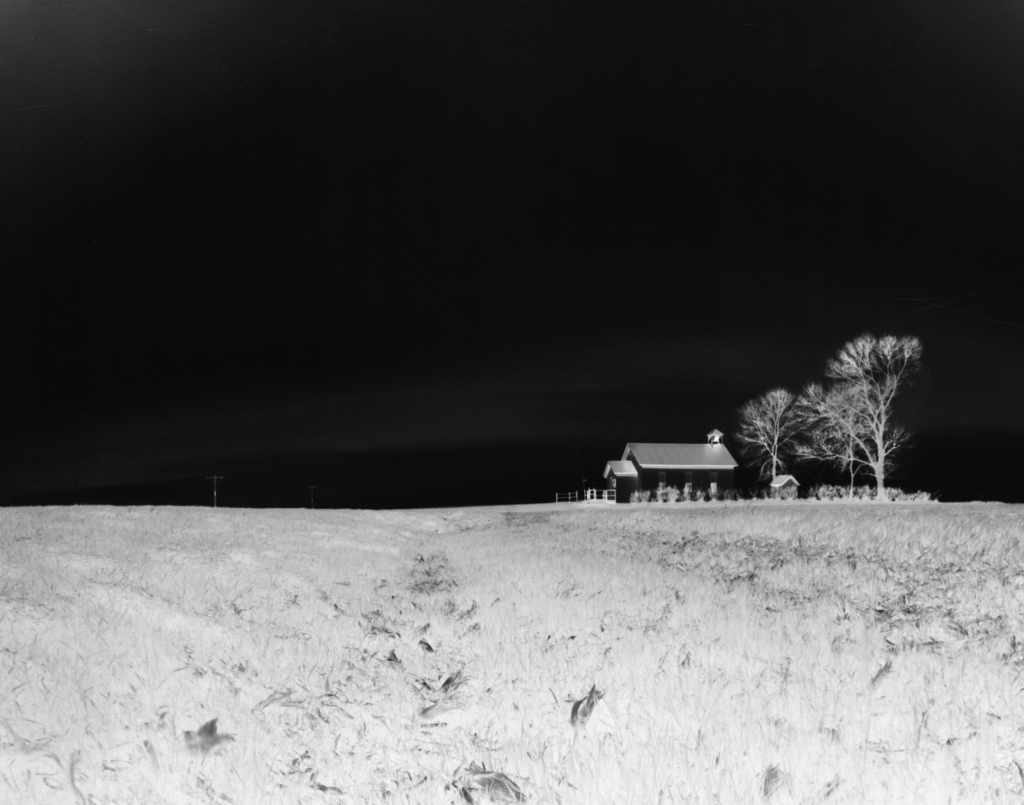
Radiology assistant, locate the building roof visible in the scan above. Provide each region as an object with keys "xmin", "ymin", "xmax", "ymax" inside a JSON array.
[
  {"xmin": 603, "ymin": 460, "xmax": 638, "ymax": 478},
  {"xmin": 769, "ymin": 474, "xmax": 800, "ymax": 487},
  {"xmin": 622, "ymin": 443, "xmax": 738, "ymax": 469}
]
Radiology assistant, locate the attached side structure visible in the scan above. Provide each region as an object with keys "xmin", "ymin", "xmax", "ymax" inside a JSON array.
[{"xmin": 602, "ymin": 460, "xmax": 638, "ymax": 503}]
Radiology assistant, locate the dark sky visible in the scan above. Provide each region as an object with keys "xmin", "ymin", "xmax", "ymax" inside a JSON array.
[{"xmin": 2, "ymin": 0, "xmax": 1022, "ymax": 508}]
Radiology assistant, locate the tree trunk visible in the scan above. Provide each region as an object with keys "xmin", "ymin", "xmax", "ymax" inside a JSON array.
[{"xmin": 875, "ymin": 468, "xmax": 887, "ymax": 501}]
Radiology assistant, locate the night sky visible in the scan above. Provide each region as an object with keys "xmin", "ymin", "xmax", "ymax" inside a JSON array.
[{"xmin": 2, "ymin": 0, "xmax": 1022, "ymax": 509}]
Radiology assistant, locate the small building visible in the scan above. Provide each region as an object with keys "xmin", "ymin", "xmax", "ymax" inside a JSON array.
[
  {"xmin": 606, "ymin": 430, "xmax": 739, "ymax": 502},
  {"xmin": 602, "ymin": 460, "xmax": 638, "ymax": 503},
  {"xmin": 769, "ymin": 475, "xmax": 800, "ymax": 496}
]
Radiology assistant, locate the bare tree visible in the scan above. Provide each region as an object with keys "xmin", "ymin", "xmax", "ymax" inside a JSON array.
[
  {"xmin": 799, "ymin": 334, "xmax": 922, "ymax": 500},
  {"xmin": 796, "ymin": 382, "xmax": 868, "ymax": 498},
  {"xmin": 734, "ymin": 388, "xmax": 802, "ymax": 482}
]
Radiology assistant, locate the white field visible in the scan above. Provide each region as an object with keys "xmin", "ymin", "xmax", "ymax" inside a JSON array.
[{"xmin": 2, "ymin": 502, "xmax": 1024, "ymax": 805}]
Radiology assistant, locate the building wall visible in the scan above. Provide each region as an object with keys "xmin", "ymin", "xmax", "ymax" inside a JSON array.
[
  {"xmin": 607, "ymin": 473, "xmax": 638, "ymax": 503},
  {"xmin": 637, "ymin": 468, "xmax": 735, "ymax": 491}
]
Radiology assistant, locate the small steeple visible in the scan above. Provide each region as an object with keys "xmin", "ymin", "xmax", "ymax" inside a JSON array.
[{"xmin": 707, "ymin": 428, "xmax": 724, "ymax": 446}]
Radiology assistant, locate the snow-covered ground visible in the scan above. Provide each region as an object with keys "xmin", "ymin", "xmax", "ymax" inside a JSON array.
[{"xmin": 2, "ymin": 502, "xmax": 1023, "ymax": 804}]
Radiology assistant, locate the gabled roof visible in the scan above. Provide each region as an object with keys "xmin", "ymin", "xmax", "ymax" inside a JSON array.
[
  {"xmin": 769, "ymin": 474, "xmax": 800, "ymax": 487},
  {"xmin": 603, "ymin": 460, "xmax": 638, "ymax": 478},
  {"xmin": 622, "ymin": 443, "xmax": 738, "ymax": 469}
]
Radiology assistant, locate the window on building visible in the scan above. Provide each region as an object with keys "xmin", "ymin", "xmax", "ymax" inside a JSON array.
[{"xmin": 611, "ymin": 478, "xmax": 616, "ymax": 488}]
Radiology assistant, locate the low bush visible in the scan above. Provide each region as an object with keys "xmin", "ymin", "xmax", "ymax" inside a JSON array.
[
  {"xmin": 810, "ymin": 484, "xmax": 842, "ymax": 501},
  {"xmin": 886, "ymin": 487, "xmax": 936, "ymax": 502}
]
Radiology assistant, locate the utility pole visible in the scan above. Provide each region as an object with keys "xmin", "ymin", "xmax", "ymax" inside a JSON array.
[
  {"xmin": 206, "ymin": 475, "xmax": 223, "ymax": 508},
  {"xmin": 308, "ymin": 485, "xmax": 317, "ymax": 509}
]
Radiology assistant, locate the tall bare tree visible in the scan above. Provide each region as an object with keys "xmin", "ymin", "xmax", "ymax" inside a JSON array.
[
  {"xmin": 796, "ymin": 382, "xmax": 867, "ymax": 497},
  {"xmin": 735, "ymin": 388, "xmax": 802, "ymax": 482},
  {"xmin": 800, "ymin": 334, "xmax": 922, "ymax": 500}
]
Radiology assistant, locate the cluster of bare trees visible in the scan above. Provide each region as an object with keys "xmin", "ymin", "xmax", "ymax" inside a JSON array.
[{"xmin": 735, "ymin": 334, "xmax": 923, "ymax": 500}]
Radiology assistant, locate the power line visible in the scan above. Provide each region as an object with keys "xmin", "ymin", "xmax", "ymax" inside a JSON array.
[
  {"xmin": 835, "ymin": 159, "xmax": 1023, "ymax": 327},
  {"xmin": 895, "ymin": 298, "xmax": 1023, "ymax": 330}
]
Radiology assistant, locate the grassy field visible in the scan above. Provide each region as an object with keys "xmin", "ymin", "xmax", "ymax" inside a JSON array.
[{"xmin": 2, "ymin": 502, "xmax": 1023, "ymax": 804}]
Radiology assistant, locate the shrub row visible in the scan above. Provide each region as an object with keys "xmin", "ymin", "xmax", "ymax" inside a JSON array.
[
  {"xmin": 630, "ymin": 486, "xmax": 740, "ymax": 503},
  {"xmin": 807, "ymin": 484, "xmax": 935, "ymax": 502},
  {"xmin": 628, "ymin": 484, "xmax": 934, "ymax": 503}
]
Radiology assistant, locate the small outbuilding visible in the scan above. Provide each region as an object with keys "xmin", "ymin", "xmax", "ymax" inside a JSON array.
[{"xmin": 769, "ymin": 475, "xmax": 800, "ymax": 496}]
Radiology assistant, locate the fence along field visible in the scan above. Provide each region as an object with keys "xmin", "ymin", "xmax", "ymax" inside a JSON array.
[{"xmin": 1, "ymin": 502, "xmax": 1023, "ymax": 804}]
